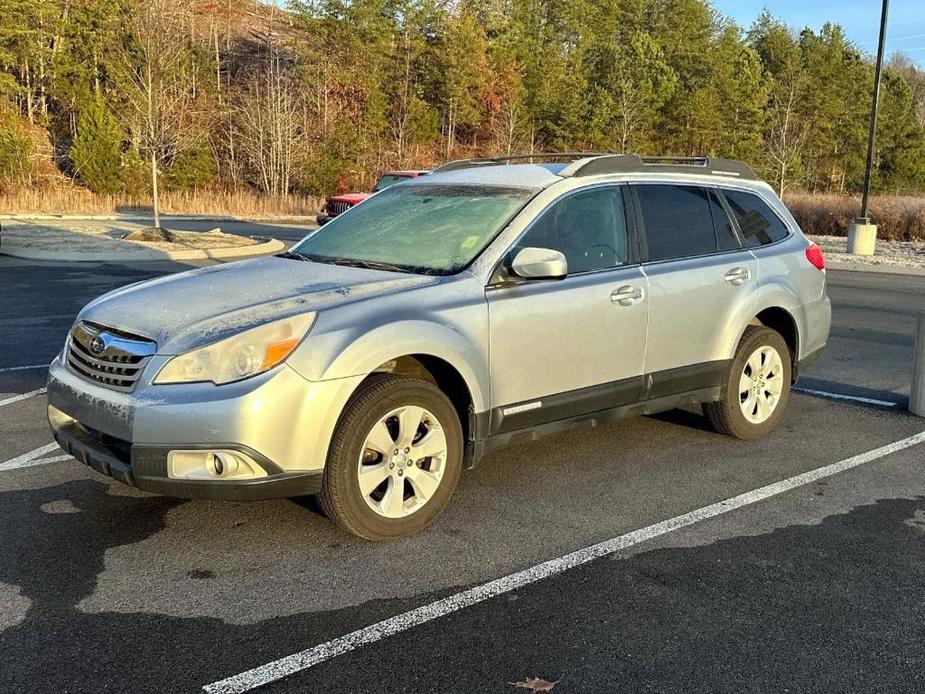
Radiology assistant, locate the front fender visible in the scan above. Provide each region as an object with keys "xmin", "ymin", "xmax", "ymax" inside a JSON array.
[
  {"xmin": 319, "ymin": 320, "xmax": 489, "ymax": 413},
  {"xmin": 285, "ymin": 276, "xmax": 490, "ymax": 414}
]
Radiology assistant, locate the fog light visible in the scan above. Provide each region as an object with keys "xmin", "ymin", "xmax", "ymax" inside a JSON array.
[
  {"xmin": 206, "ymin": 452, "xmax": 241, "ymax": 478},
  {"xmin": 168, "ymin": 449, "xmax": 268, "ymax": 481}
]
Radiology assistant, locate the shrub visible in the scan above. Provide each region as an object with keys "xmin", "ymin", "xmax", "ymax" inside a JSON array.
[
  {"xmin": 785, "ymin": 194, "xmax": 925, "ymax": 242},
  {"xmin": 121, "ymin": 147, "xmax": 149, "ymax": 197},
  {"xmin": 165, "ymin": 147, "xmax": 216, "ymax": 193},
  {"xmin": 300, "ymin": 149, "xmax": 346, "ymax": 197},
  {"xmin": 70, "ymin": 97, "xmax": 123, "ymax": 194},
  {"xmin": 0, "ymin": 112, "xmax": 33, "ymax": 190}
]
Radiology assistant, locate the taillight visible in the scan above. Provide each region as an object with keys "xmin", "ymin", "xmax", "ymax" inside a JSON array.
[{"xmin": 805, "ymin": 242, "xmax": 825, "ymax": 271}]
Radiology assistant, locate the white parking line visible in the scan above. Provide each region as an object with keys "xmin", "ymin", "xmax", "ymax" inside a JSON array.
[
  {"xmin": 793, "ymin": 387, "xmax": 900, "ymax": 408},
  {"xmin": 202, "ymin": 430, "xmax": 925, "ymax": 694},
  {"xmin": 0, "ymin": 364, "xmax": 48, "ymax": 373},
  {"xmin": 33, "ymin": 454, "xmax": 73, "ymax": 464},
  {"xmin": 0, "ymin": 442, "xmax": 62, "ymax": 472},
  {"xmin": 0, "ymin": 387, "xmax": 47, "ymax": 408}
]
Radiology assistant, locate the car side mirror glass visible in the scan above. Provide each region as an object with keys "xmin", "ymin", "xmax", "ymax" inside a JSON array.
[{"xmin": 510, "ymin": 247, "xmax": 568, "ymax": 281}]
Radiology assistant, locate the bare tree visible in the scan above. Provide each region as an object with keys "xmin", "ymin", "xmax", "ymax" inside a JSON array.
[
  {"xmin": 388, "ymin": 23, "xmax": 417, "ymax": 166},
  {"xmin": 763, "ymin": 72, "xmax": 809, "ymax": 196},
  {"xmin": 890, "ymin": 53, "xmax": 925, "ymax": 129},
  {"xmin": 612, "ymin": 75, "xmax": 645, "ymax": 154},
  {"xmin": 493, "ymin": 91, "xmax": 525, "ymax": 156},
  {"xmin": 235, "ymin": 50, "xmax": 300, "ymax": 197},
  {"xmin": 600, "ymin": 34, "xmax": 676, "ymax": 155},
  {"xmin": 113, "ymin": 0, "xmax": 202, "ymax": 228}
]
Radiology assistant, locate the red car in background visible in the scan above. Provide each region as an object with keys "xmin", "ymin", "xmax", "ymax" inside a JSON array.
[{"xmin": 316, "ymin": 170, "xmax": 429, "ymax": 225}]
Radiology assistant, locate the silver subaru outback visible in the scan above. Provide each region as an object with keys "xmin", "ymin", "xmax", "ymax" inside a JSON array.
[{"xmin": 47, "ymin": 154, "xmax": 831, "ymax": 540}]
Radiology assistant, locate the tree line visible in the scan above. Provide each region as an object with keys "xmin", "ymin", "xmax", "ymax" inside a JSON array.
[{"xmin": 1, "ymin": 0, "xmax": 924, "ymax": 217}]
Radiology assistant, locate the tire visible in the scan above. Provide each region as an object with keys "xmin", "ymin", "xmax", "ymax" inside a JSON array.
[
  {"xmin": 703, "ymin": 325, "xmax": 792, "ymax": 440},
  {"xmin": 318, "ymin": 374, "xmax": 463, "ymax": 541}
]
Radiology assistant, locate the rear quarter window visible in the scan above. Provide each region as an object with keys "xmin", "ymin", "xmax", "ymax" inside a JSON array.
[{"xmin": 723, "ymin": 190, "xmax": 791, "ymax": 248}]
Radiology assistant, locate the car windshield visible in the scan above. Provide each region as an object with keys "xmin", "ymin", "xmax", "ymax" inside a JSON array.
[
  {"xmin": 290, "ymin": 183, "xmax": 536, "ymax": 275},
  {"xmin": 373, "ymin": 174, "xmax": 413, "ymax": 191}
]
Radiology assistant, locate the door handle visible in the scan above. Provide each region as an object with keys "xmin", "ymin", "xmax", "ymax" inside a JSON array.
[
  {"xmin": 611, "ymin": 285, "xmax": 644, "ymax": 306},
  {"xmin": 724, "ymin": 267, "xmax": 751, "ymax": 286}
]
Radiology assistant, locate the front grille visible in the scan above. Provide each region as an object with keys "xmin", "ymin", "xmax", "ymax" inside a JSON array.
[
  {"xmin": 326, "ymin": 201, "xmax": 354, "ymax": 216},
  {"xmin": 66, "ymin": 322, "xmax": 156, "ymax": 392}
]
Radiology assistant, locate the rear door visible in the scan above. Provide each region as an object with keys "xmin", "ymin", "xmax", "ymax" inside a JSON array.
[
  {"xmin": 631, "ymin": 183, "xmax": 757, "ymax": 397},
  {"xmin": 486, "ymin": 185, "xmax": 648, "ymax": 434}
]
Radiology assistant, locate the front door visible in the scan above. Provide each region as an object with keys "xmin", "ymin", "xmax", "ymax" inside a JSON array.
[{"xmin": 486, "ymin": 185, "xmax": 649, "ymax": 434}]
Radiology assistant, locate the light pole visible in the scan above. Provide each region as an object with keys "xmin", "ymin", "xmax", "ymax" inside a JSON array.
[{"xmin": 847, "ymin": 0, "xmax": 889, "ymax": 256}]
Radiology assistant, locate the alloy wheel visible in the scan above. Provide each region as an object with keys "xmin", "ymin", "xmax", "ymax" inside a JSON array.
[
  {"xmin": 738, "ymin": 345, "xmax": 784, "ymax": 424},
  {"xmin": 356, "ymin": 405, "xmax": 447, "ymax": 519}
]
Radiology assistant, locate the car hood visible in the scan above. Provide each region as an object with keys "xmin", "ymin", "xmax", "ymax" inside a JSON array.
[{"xmin": 79, "ymin": 256, "xmax": 439, "ymax": 354}]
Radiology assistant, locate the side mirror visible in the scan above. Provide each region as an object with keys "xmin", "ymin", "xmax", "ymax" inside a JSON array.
[
  {"xmin": 510, "ymin": 247, "xmax": 568, "ymax": 281},
  {"xmin": 511, "ymin": 248, "xmax": 568, "ymax": 280}
]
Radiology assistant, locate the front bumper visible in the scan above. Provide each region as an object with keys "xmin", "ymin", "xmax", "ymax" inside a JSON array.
[
  {"xmin": 316, "ymin": 214, "xmax": 333, "ymax": 226},
  {"xmin": 46, "ymin": 355, "xmax": 364, "ymax": 500},
  {"xmin": 49, "ymin": 405, "xmax": 322, "ymax": 500}
]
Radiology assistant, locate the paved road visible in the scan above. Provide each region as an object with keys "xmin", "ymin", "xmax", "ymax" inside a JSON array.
[{"xmin": 1, "ymin": 255, "xmax": 923, "ymax": 693}]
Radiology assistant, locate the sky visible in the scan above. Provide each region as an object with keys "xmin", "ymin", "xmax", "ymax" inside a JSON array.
[{"xmin": 712, "ymin": 1, "xmax": 925, "ymax": 65}]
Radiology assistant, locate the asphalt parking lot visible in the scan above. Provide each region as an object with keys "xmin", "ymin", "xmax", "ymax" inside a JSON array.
[{"xmin": 1, "ymin": 237, "xmax": 924, "ymax": 693}]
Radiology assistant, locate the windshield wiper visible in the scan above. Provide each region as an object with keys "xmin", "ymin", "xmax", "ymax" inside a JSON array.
[
  {"xmin": 321, "ymin": 257, "xmax": 415, "ymax": 274},
  {"xmin": 276, "ymin": 250, "xmax": 310, "ymax": 261}
]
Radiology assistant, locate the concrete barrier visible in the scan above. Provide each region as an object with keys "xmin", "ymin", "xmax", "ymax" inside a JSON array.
[
  {"xmin": 912, "ymin": 310, "xmax": 925, "ymax": 417},
  {"xmin": 847, "ymin": 222, "xmax": 878, "ymax": 256}
]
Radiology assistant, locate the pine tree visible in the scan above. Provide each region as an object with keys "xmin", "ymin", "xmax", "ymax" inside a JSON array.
[{"xmin": 70, "ymin": 96, "xmax": 123, "ymax": 194}]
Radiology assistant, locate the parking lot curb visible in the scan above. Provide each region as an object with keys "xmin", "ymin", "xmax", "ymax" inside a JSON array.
[{"xmin": 0, "ymin": 236, "xmax": 285, "ymax": 263}]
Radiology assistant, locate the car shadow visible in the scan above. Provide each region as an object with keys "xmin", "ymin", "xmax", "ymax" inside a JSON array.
[{"xmin": 648, "ymin": 405, "xmax": 715, "ymax": 433}]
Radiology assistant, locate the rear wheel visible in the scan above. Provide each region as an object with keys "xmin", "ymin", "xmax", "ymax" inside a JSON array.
[
  {"xmin": 319, "ymin": 374, "xmax": 463, "ymax": 540},
  {"xmin": 703, "ymin": 325, "xmax": 792, "ymax": 440}
]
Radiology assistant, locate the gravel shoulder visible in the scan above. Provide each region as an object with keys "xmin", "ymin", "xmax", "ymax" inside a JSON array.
[{"xmin": 810, "ymin": 234, "xmax": 925, "ymax": 270}]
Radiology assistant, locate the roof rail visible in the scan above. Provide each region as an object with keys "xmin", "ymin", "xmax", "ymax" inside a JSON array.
[
  {"xmin": 560, "ymin": 154, "xmax": 757, "ymax": 180},
  {"xmin": 432, "ymin": 152, "xmax": 601, "ymax": 174}
]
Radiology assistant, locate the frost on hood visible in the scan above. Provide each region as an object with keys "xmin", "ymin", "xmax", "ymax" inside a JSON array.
[{"xmin": 78, "ymin": 256, "xmax": 439, "ymax": 353}]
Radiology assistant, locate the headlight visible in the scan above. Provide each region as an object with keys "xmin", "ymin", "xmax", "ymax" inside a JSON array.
[{"xmin": 154, "ymin": 314, "xmax": 315, "ymax": 385}]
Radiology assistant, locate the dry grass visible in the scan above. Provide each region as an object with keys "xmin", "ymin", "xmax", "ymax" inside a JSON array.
[
  {"xmin": 785, "ymin": 193, "xmax": 925, "ymax": 242},
  {"xmin": 0, "ymin": 188, "xmax": 324, "ymax": 218}
]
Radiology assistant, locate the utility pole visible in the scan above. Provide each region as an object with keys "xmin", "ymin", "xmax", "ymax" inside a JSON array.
[{"xmin": 847, "ymin": 0, "xmax": 889, "ymax": 256}]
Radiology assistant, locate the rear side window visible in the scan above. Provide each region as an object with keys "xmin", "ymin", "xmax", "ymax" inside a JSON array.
[
  {"xmin": 635, "ymin": 185, "xmax": 737, "ymax": 261},
  {"xmin": 723, "ymin": 190, "xmax": 790, "ymax": 247}
]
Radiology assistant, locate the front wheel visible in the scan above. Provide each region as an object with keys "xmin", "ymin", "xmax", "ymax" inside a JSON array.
[
  {"xmin": 318, "ymin": 374, "xmax": 463, "ymax": 540},
  {"xmin": 703, "ymin": 326, "xmax": 792, "ymax": 440}
]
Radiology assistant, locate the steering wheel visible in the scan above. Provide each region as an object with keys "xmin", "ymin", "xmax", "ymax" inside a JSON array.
[{"xmin": 586, "ymin": 243, "xmax": 618, "ymax": 262}]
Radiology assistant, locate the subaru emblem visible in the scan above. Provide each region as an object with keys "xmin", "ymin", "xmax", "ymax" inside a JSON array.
[{"xmin": 89, "ymin": 336, "xmax": 105, "ymax": 355}]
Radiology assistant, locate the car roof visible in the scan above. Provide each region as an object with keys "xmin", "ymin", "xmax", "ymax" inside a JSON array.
[
  {"xmin": 408, "ymin": 160, "xmax": 773, "ymax": 196},
  {"xmin": 415, "ymin": 163, "xmax": 564, "ymax": 189}
]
